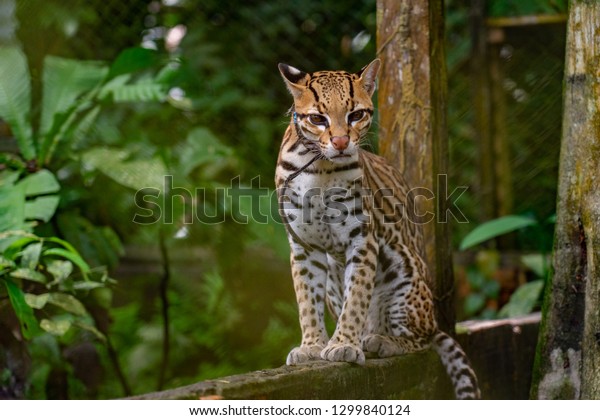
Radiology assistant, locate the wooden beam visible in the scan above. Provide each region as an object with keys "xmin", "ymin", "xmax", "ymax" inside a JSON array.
[
  {"xmin": 133, "ymin": 315, "xmax": 540, "ymax": 400},
  {"xmin": 486, "ymin": 14, "xmax": 567, "ymax": 28},
  {"xmin": 134, "ymin": 352, "xmax": 453, "ymax": 400}
]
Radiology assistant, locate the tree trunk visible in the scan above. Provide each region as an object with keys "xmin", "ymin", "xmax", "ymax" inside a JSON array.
[
  {"xmin": 376, "ymin": 0, "xmax": 454, "ymax": 333},
  {"xmin": 531, "ymin": 1, "xmax": 600, "ymax": 400}
]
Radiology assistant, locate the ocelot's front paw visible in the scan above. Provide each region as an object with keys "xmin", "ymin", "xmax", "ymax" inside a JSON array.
[
  {"xmin": 362, "ymin": 334, "xmax": 401, "ymax": 358},
  {"xmin": 286, "ymin": 345, "xmax": 324, "ymax": 365},
  {"xmin": 321, "ymin": 343, "xmax": 365, "ymax": 365}
]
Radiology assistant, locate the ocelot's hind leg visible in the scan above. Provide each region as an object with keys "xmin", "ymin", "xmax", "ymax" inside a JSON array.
[
  {"xmin": 362, "ymin": 331, "xmax": 430, "ymax": 358},
  {"xmin": 364, "ymin": 244, "xmax": 437, "ymax": 359}
]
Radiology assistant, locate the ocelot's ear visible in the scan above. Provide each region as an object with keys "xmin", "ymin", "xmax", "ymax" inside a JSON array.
[
  {"xmin": 357, "ymin": 59, "xmax": 381, "ymax": 97},
  {"xmin": 278, "ymin": 63, "xmax": 308, "ymax": 99}
]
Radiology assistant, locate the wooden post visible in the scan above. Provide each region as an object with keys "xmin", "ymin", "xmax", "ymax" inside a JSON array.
[
  {"xmin": 531, "ymin": 1, "xmax": 600, "ymax": 399},
  {"xmin": 488, "ymin": 31, "xmax": 512, "ymax": 220},
  {"xmin": 470, "ymin": 1, "xmax": 514, "ymax": 246},
  {"xmin": 376, "ymin": 0, "xmax": 454, "ymax": 332},
  {"xmin": 470, "ymin": 0, "xmax": 496, "ymax": 222}
]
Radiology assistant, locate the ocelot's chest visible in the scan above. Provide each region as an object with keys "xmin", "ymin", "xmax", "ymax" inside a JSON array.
[{"xmin": 279, "ymin": 162, "xmax": 368, "ymax": 254}]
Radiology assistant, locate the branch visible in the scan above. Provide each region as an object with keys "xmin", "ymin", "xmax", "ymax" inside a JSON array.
[{"xmin": 157, "ymin": 227, "xmax": 171, "ymax": 390}]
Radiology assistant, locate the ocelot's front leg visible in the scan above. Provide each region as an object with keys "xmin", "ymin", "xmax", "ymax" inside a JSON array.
[
  {"xmin": 321, "ymin": 234, "xmax": 378, "ymax": 365},
  {"xmin": 286, "ymin": 244, "xmax": 329, "ymax": 365}
]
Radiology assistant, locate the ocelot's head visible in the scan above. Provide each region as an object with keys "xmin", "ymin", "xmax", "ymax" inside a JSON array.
[{"xmin": 278, "ymin": 59, "xmax": 380, "ymax": 162}]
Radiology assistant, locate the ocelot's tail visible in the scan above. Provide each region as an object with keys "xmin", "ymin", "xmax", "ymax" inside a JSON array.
[{"xmin": 431, "ymin": 331, "xmax": 480, "ymax": 399}]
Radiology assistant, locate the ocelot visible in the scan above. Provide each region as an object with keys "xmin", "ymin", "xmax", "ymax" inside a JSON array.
[{"xmin": 275, "ymin": 59, "xmax": 480, "ymax": 400}]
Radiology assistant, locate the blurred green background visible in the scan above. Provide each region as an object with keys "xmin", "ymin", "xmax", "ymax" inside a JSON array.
[{"xmin": 0, "ymin": 0, "xmax": 565, "ymax": 399}]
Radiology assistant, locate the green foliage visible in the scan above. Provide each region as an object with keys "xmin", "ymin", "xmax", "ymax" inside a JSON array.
[
  {"xmin": 82, "ymin": 147, "xmax": 167, "ymax": 191},
  {"xmin": 459, "ymin": 214, "xmax": 554, "ymax": 319},
  {"xmin": 0, "ymin": 170, "xmax": 59, "ymax": 236},
  {"xmin": 498, "ymin": 279, "xmax": 544, "ymax": 318},
  {"xmin": 0, "ymin": 45, "xmax": 169, "ymax": 167},
  {"xmin": 0, "ymin": 228, "xmax": 113, "ymax": 336},
  {"xmin": 459, "ymin": 215, "xmax": 539, "ymax": 250},
  {"xmin": 3, "ymin": 277, "xmax": 41, "ymax": 339},
  {"xmin": 0, "ymin": 44, "xmax": 175, "ymax": 397},
  {"xmin": 0, "ymin": 48, "xmax": 34, "ymax": 160},
  {"xmin": 39, "ymin": 57, "xmax": 106, "ymax": 165},
  {"xmin": 97, "ymin": 267, "xmax": 297, "ymax": 396},
  {"xmin": 461, "ymin": 251, "xmax": 501, "ymax": 319},
  {"xmin": 488, "ymin": 0, "xmax": 567, "ymax": 17},
  {"xmin": 1, "ymin": 35, "xmax": 299, "ymax": 397}
]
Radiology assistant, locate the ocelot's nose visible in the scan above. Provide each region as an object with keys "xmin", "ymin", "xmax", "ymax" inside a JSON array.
[{"xmin": 331, "ymin": 135, "xmax": 350, "ymax": 151}]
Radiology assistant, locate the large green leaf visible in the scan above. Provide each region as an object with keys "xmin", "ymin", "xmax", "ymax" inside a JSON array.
[
  {"xmin": 0, "ymin": 170, "xmax": 60, "ymax": 233},
  {"xmin": 24, "ymin": 196, "xmax": 60, "ymax": 223},
  {"xmin": 73, "ymin": 280, "xmax": 109, "ymax": 291},
  {"xmin": 46, "ymin": 259, "xmax": 73, "ymax": 284},
  {"xmin": 114, "ymin": 82, "xmax": 166, "ymax": 102},
  {"xmin": 69, "ymin": 105, "xmax": 101, "ymax": 149},
  {"xmin": 459, "ymin": 215, "xmax": 538, "ymax": 250},
  {"xmin": 40, "ymin": 318, "xmax": 72, "ymax": 336},
  {"xmin": 20, "ymin": 242, "xmax": 42, "ymax": 270},
  {"xmin": 498, "ymin": 280, "xmax": 545, "ymax": 318},
  {"xmin": 2, "ymin": 278, "xmax": 42, "ymax": 339},
  {"xmin": 38, "ymin": 57, "xmax": 108, "ymax": 165},
  {"xmin": 97, "ymin": 74, "xmax": 130, "ymax": 100},
  {"xmin": 47, "ymin": 292, "xmax": 87, "ymax": 316},
  {"xmin": 45, "ymin": 236, "xmax": 80, "ymax": 256},
  {"xmin": 56, "ymin": 213, "xmax": 123, "ymax": 269},
  {"xmin": 24, "ymin": 293, "xmax": 50, "ymax": 310},
  {"xmin": 109, "ymin": 47, "xmax": 158, "ymax": 78},
  {"xmin": 40, "ymin": 56, "xmax": 108, "ymax": 139},
  {"xmin": 1, "ymin": 235, "xmax": 38, "ymax": 259},
  {"xmin": 10, "ymin": 267, "xmax": 47, "ymax": 283},
  {"xmin": 0, "ymin": 47, "xmax": 34, "ymax": 160},
  {"xmin": 178, "ymin": 127, "xmax": 234, "ymax": 177},
  {"xmin": 0, "ymin": 168, "xmax": 20, "ymax": 186},
  {"xmin": 0, "ymin": 180, "xmax": 25, "ymax": 232},
  {"xmin": 99, "ymin": 73, "xmax": 166, "ymax": 103},
  {"xmin": 82, "ymin": 147, "xmax": 167, "ymax": 190},
  {"xmin": 42, "ymin": 247, "xmax": 91, "ymax": 275},
  {"xmin": 18, "ymin": 169, "xmax": 60, "ymax": 196},
  {"xmin": 521, "ymin": 254, "xmax": 548, "ymax": 278}
]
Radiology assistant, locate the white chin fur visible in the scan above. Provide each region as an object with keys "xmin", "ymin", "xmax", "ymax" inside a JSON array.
[{"xmin": 324, "ymin": 149, "xmax": 357, "ymax": 162}]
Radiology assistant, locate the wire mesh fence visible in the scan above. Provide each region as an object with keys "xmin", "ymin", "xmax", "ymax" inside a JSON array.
[
  {"xmin": 501, "ymin": 22, "xmax": 564, "ymax": 220},
  {"xmin": 11, "ymin": 0, "xmax": 565, "ymax": 236},
  {"xmin": 446, "ymin": 4, "xmax": 565, "ymax": 244}
]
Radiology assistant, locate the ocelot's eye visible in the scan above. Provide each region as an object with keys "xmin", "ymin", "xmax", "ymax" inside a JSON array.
[
  {"xmin": 348, "ymin": 110, "xmax": 366, "ymax": 123},
  {"xmin": 308, "ymin": 114, "xmax": 328, "ymax": 125}
]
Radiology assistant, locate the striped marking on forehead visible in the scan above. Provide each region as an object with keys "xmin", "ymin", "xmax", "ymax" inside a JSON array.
[{"xmin": 307, "ymin": 71, "xmax": 357, "ymax": 104}]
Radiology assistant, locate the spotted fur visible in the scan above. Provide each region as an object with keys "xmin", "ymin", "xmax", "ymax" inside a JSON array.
[{"xmin": 275, "ymin": 60, "xmax": 479, "ymax": 399}]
